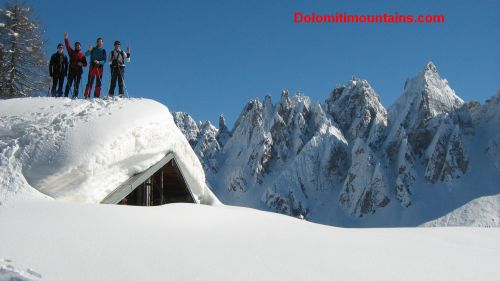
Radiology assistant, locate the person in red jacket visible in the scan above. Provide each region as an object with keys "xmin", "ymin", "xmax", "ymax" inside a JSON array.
[{"xmin": 63, "ymin": 32, "xmax": 87, "ymax": 98}]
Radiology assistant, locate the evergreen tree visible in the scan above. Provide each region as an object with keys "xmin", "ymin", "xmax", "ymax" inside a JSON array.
[{"xmin": 0, "ymin": 1, "xmax": 48, "ymax": 98}]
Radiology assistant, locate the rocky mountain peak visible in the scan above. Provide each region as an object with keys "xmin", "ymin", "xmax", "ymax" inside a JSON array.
[
  {"xmin": 263, "ymin": 94, "xmax": 273, "ymax": 108},
  {"xmin": 199, "ymin": 120, "xmax": 215, "ymax": 131},
  {"xmin": 389, "ymin": 62, "xmax": 464, "ymax": 154},
  {"xmin": 402, "ymin": 62, "xmax": 463, "ymax": 114},
  {"xmin": 218, "ymin": 114, "xmax": 228, "ymax": 131},
  {"xmin": 172, "ymin": 112, "xmax": 200, "ymax": 146},
  {"xmin": 232, "ymin": 99, "xmax": 264, "ymax": 130},
  {"xmin": 423, "ymin": 61, "xmax": 438, "ymax": 76},
  {"xmin": 324, "ymin": 78, "xmax": 387, "ymax": 143},
  {"xmin": 217, "ymin": 114, "xmax": 231, "ymax": 146}
]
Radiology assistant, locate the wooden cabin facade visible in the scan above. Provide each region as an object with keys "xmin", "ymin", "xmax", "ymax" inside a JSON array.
[{"xmin": 101, "ymin": 153, "xmax": 197, "ymax": 206}]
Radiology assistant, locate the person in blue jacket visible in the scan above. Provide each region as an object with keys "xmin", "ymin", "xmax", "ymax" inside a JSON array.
[{"xmin": 84, "ymin": 37, "xmax": 106, "ymax": 98}]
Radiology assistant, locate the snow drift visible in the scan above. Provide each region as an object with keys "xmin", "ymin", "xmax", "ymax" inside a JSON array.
[
  {"xmin": 0, "ymin": 97, "xmax": 218, "ymax": 204},
  {"xmin": 1, "ymin": 201, "xmax": 499, "ymax": 281}
]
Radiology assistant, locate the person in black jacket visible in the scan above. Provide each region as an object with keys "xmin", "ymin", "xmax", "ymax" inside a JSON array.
[
  {"xmin": 49, "ymin": 43, "xmax": 69, "ymax": 97},
  {"xmin": 108, "ymin": 40, "xmax": 130, "ymax": 97}
]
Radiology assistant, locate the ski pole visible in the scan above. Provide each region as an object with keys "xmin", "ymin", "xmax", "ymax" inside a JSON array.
[
  {"xmin": 102, "ymin": 68, "xmax": 107, "ymax": 98},
  {"xmin": 78, "ymin": 78, "xmax": 82, "ymax": 99},
  {"xmin": 107, "ymin": 68, "xmax": 111, "ymax": 97},
  {"xmin": 69, "ymin": 80, "xmax": 73, "ymax": 98},
  {"xmin": 122, "ymin": 76, "xmax": 130, "ymax": 98}
]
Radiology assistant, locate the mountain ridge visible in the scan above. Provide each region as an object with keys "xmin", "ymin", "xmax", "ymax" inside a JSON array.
[{"xmin": 174, "ymin": 62, "xmax": 500, "ymax": 227}]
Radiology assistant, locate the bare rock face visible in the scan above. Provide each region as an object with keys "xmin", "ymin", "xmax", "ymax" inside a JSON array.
[
  {"xmin": 394, "ymin": 136, "xmax": 416, "ymax": 207},
  {"xmin": 389, "ymin": 62, "xmax": 463, "ymax": 156},
  {"xmin": 424, "ymin": 121, "xmax": 454, "ymax": 183},
  {"xmin": 263, "ymin": 186, "xmax": 309, "ymax": 219},
  {"xmin": 194, "ymin": 121, "xmax": 221, "ymax": 173},
  {"xmin": 487, "ymin": 137, "xmax": 500, "ymax": 172},
  {"xmin": 217, "ymin": 115, "xmax": 231, "ymax": 147},
  {"xmin": 424, "ymin": 121, "xmax": 469, "ymax": 184},
  {"xmin": 339, "ymin": 138, "xmax": 389, "ymax": 217},
  {"xmin": 173, "ymin": 112, "xmax": 221, "ymax": 174},
  {"xmin": 222, "ymin": 98, "xmax": 269, "ymax": 191},
  {"xmin": 440, "ymin": 126, "xmax": 469, "ymax": 182},
  {"xmin": 324, "ymin": 78, "xmax": 388, "ymax": 148},
  {"xmin": 172, "ymin": 112, "xmax": 200, "ymax": 147},
  {"xmin": 480, "ymin": 92, "xmax": 500, "ymax": 171},
  {"xmin": 214, "ymin": 91, "xmax": 349, "ymax": 218},
  {"xmin": 262, "ymin": 107, "xmax": 349, "ymax": 218}
]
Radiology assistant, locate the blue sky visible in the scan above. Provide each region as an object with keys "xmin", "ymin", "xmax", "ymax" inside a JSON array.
[{"xmin": 31, "ymin": 0, "xmax": 499, "ymax": 127}]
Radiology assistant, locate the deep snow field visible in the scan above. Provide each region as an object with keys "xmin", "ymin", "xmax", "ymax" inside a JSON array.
[
  {"xmin": 1, "ymin": 201, "xmax": 499, "ymax": 281},
  {"xmin": 0, "ymin": 98, "xmax": 499, "ymax": 281}
]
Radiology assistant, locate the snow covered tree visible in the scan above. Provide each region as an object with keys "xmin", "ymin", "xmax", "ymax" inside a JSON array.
[
  {"xmin": 0, "ymin": 19, "xmax": 5, "ymax": 93},
  {"xmin": 0, "ymin": 1, "xmax": 47, "ymax": 98}
]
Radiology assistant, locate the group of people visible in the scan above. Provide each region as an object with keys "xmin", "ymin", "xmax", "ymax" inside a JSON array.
[{"xmin": 48, "ymin": 32, "xmax": 131, "ymax": 99}]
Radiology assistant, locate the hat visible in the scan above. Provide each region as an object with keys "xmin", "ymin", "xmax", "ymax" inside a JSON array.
[
  {"xmin": 57, "ymin": 43, "xmax": 63, "ymax": 48},
  {"xmin": 114, "ymin": 40, "xmax": 121, "ymax": 46},
  {"xmin": 74, "ymin": 41, "xmax": 81, "ymax": 46}
]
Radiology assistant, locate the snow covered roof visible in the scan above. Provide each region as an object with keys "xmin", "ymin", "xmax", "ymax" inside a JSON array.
[
  {"xmin": 101, "ymin": 152, "xmax": 196, "ymax": 204},
  {"xmin": 0, "ymin": 97, "xmax": 219, "ymax": 205}
]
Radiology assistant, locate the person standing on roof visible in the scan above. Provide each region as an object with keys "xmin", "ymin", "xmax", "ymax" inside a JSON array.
[
  {"xmin": 63, "ymin": 32, "xmax": 87, "ymax": 98},
  {"xmin": 108, "ymin": 41, "xmax": 131, "ymax": 98},
  {"xmin": 84, "ymin": 37, "xmax": 106, "ymax": 99},
  {"xmin": 49, "ymin": 43, "xmax": 68, "ymax": 97}
]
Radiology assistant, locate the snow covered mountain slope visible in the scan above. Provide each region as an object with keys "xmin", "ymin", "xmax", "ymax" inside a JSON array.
[
  {"xmin": 422, "ymin": 194, "xmax": 500, "ymax": 227},
  {"xmin": 174, "ymin": 62, "xmax": 500, "ymax": 227},
  {"xmin": 0, "ymin": 97, "xmax": 218, "ymax": 205},
  {"xmin": 1, "ymin": 201, "xmax": 499, "ymax": 281}
]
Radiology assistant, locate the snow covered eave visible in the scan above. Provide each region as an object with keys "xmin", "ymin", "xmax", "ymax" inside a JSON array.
[{"xmin": 101, "ymin": 153, "xmax": 199, "ymax": 204}]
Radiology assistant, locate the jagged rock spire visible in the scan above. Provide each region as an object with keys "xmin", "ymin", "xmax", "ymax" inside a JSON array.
[
  {"xmin": 324, "ymin": 78, "xmax": 387, "ymax": 146},
  {"xmin": 423, "ymin": 61, "xmax": 438, "ymax": 74},
  {"xmin": 218, "ymin": 114, "xmax": 227, "ymax": 131},
  {"xmin": 217, "ymin": 114, "xmax": 231, "ymax": 146}
]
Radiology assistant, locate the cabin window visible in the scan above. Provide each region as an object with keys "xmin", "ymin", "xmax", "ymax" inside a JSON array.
[{"xmin": 118, "ymin": 159, "xmax": 195, "ymax": 206}]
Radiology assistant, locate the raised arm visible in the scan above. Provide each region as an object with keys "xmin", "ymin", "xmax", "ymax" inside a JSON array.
[
  {"xmin": 85, "ymin": 44, "xmax": 93, "ymax": 57},
  {"xmin": 64, "ymin": 32, "xmax": 73, "ymax": 54},
  {"xmin": 125, "ymin": 46, "xmax": 131, "ymax": 62}
]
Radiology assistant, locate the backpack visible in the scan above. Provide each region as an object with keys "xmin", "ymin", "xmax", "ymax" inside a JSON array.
[{"xmin": 110, "ymin": 50, "xmax": 126, "ymax": 67}]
